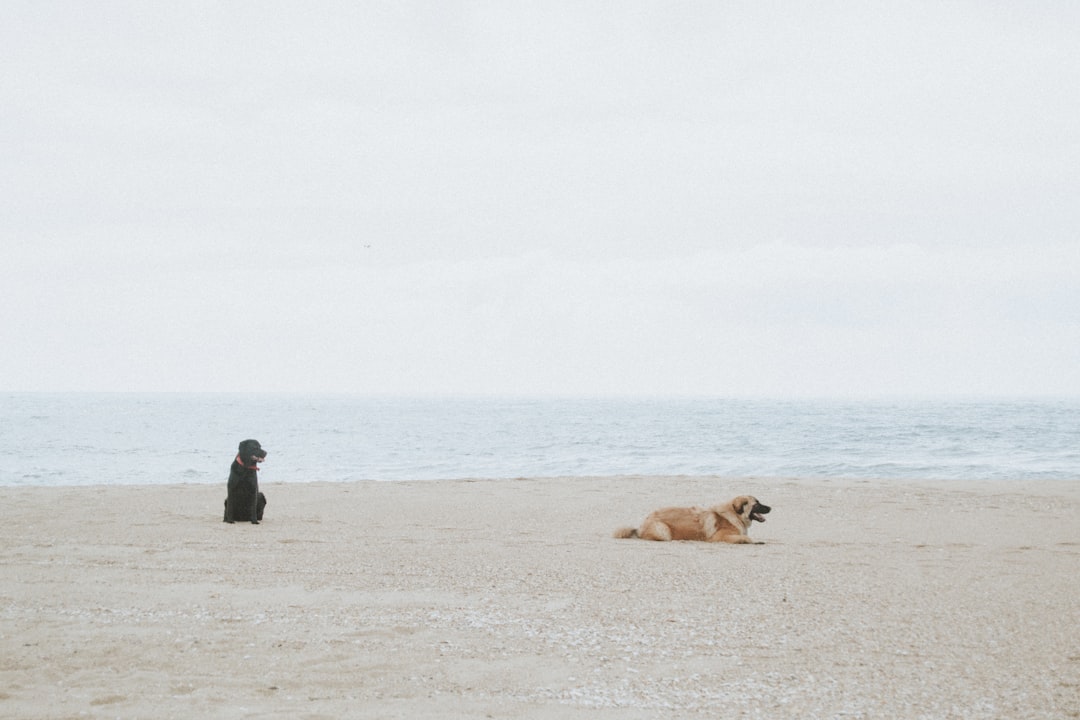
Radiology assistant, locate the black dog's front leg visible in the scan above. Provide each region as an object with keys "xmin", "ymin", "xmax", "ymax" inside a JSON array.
[{"xmin": 248, "ymin": 480, "xmax": 260, "ymax": 524}]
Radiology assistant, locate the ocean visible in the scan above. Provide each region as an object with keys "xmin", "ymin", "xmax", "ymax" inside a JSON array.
[{"xmin": 1, "ymin": 394, "xmax": 1077, "ymax": 487}]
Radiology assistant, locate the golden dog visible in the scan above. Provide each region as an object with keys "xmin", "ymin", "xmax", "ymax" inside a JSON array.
[{"xmin": 613, "ymin": 495, "xmax": 770, "ymax": 544}]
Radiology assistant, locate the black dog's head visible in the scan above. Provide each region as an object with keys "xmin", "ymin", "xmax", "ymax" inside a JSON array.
[{"xmin": 237, "ymin": 439, "xmax": 267, "ymax": 465}]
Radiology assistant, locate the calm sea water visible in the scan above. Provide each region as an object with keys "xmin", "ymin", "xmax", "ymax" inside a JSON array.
[{"xmin": 1, "ymin": 394, "xmax": 1077, "ymax": 487}]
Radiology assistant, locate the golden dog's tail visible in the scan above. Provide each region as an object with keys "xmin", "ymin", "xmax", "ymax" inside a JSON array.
[{"xmin": 612, "ymin": 526, "xmax": 639, "ymax": 539}]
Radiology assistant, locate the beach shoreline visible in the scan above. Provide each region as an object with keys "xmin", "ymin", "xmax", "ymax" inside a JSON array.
[{"xmin": 1, "ymin": 476, "xmax": 1078, "ymax": 718}]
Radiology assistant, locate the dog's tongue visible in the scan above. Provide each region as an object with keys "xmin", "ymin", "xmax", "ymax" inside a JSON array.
[{"xmin": 752, "ymin": 513, "xmax": 766, "ymax": 523}]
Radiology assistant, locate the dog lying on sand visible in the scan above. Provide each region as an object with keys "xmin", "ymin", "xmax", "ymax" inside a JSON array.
[
  {"xmin": 613, "ymin": 495, "xmax": 770, "ymax": 543},
  {"xmin": 223, "ymin": 439, "xmax": 267, "ymax": 524}
]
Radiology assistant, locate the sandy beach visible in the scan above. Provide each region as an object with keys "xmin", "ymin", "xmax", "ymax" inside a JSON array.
[{"xmin": 1, "ymin": 476, "xmax": 1077, "ymax": 719}]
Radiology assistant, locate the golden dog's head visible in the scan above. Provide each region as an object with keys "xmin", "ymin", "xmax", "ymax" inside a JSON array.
[{"xmin": 733, "ymin": 495, "xmax": 771, "ymax": 524}]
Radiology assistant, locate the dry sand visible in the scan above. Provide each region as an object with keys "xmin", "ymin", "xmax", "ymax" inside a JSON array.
[{"xmin": 1, "ymin": 476, "xmax": 1078, "ymax": 719}]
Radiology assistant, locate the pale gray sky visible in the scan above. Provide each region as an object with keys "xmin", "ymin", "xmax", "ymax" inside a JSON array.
[{"xmin": 3, "ymin": 2, "xmax": 1078, "ymax": 397}]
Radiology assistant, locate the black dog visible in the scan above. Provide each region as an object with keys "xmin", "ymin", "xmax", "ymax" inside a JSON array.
[{"xmin": 223, "ymin": 439, "xmax": 267, "ymax": 524}]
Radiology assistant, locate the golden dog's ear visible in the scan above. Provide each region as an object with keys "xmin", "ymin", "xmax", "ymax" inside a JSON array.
[{"xmin": 733, "ymin": 497, "xmax": 747, "ymax": 514}]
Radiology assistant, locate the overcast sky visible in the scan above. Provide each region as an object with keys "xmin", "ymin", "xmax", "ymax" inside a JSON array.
[{"xmin": 3, "ymin": 2, "xmax": 1078, "ymax": 397}]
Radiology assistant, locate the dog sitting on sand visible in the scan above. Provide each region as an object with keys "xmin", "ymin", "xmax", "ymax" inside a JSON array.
[
  {"xmin": 223, "ymin": 439, "xmax": 267, "ymax": 524},
  {"xmin": 613, "ymin": 495, "xmax": 770, "ymax": 544}
]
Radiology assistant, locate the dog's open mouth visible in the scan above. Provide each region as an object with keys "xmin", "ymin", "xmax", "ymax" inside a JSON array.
[{"xmin": 751, "ymin": 503, "xmax": 771, "ymax": 523}]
